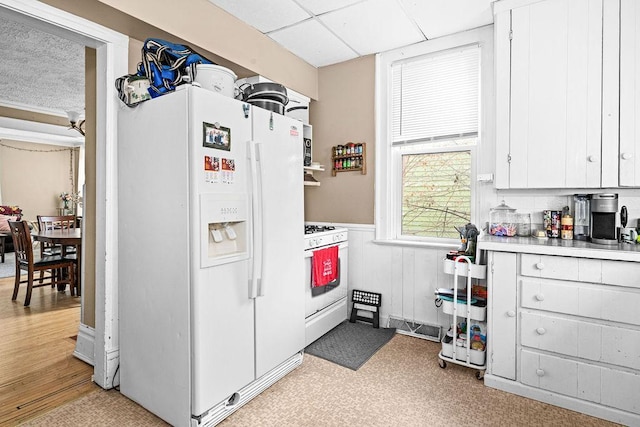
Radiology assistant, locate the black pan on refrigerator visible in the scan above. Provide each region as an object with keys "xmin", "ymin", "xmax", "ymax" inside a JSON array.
[
  {"xmin": 239, "ymin": 82, "xmax": 288, "ymax": 105},
  {"xmin": 247, "ymin": 98, "xmax": 285, "ymax": 115}
]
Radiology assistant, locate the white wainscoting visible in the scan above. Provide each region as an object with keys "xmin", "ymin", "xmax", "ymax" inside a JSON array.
[{"xmin": 345, "ymin": 224, "xmax": 461, "ymax": 330}]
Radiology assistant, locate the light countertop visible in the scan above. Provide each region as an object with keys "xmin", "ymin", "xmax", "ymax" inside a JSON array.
[{"xmin": 478, "ymin": 235, "xmax": 640, "ymax": 262}]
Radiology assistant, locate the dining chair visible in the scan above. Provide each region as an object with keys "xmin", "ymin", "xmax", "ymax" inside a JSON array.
[
  {"xmin": 36, "ymin": 215, "xmax": 77, "ymax": 284},
  {"xmin": 8, "ymin": 220, "xmax": 76, "ymax": 306},
  {"xmin": 37, "ymin": 215, "xmax": 77, "ymax": 250}
]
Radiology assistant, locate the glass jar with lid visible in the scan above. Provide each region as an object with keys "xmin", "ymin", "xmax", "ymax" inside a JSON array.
[
  {"xmin": 489, "ymin": 201, "xmax": 518, "ymax": 236},
  {"xmin": 516, "ymin": 213, "xmax": 531, "ymax": 237}
]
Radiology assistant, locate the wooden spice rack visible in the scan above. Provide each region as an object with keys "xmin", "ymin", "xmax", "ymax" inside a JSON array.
[{"xmin": 332, "ymin": 142, "xmax": 366, "ymax": 176}]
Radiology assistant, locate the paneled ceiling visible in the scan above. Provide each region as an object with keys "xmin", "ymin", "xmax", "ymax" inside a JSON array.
[
  {"xmin": 0, "ymin": 0, "xmax": 493, "ymax": 124},
  {"xmin": 208, "ymin": 0, "xmax": 494, "ymax": 67}
]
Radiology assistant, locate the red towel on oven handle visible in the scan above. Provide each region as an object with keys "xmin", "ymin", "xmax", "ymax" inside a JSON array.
[{"xmin": 312, "ymin": 246, "xmax": 339, "ymax": 287}]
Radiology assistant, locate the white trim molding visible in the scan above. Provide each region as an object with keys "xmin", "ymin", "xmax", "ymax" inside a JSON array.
[
  {"xmin": 0, "ymin": 0, "xmax": 128, "ymax": 389},
  {"xmin": 73, "ymin": 323, "xmax": 95, "ymax": 366},
  {"xmin": 374, "ymin": 25, "xmax": 495, "ymax": 243},
  {"xmin": 0, "ymin": 116, "xmax": 84, "ymax": 146}
]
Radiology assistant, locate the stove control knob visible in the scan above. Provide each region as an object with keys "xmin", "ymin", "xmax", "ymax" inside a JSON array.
[{"xmin": 308, "ymin": 239, "xmax": 315, "ymax": 248}]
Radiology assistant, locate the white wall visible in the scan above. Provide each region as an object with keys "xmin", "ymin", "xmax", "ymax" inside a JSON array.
[
  {"xmin": 344, "ymin": 184, "xmax": 640, "ymax": 331},
  {"xmin": 346, "ymin": 224, "xmax": 459, "ymax": 330}
]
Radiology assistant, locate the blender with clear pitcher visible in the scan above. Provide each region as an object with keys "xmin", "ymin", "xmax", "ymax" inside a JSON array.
[{"xmin": 573, "ymin": 194, "xmax": 590, "ymax": 241}]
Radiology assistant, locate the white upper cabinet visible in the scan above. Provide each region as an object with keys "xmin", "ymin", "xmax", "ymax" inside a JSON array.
[
  {"xmin": 619, "ymin": 0, "xmax": 640, "ymax": 186},
  {"xmin": 495, "ymin": 0, "xmax": 604, "ymax": 189},
  {"xmin": 494, "ymin": 0, "xmax": 637, "ymax": 189}
]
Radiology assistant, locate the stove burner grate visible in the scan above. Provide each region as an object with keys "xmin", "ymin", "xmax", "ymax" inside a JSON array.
[{"xmin": 304, "ymin": 225, "xmax": 336, "ymax": 235}]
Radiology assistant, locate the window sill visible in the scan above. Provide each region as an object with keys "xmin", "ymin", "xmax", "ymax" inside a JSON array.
[{"xmin": 372, "ymin": 239, "xmax": 460, "ymax": 250}]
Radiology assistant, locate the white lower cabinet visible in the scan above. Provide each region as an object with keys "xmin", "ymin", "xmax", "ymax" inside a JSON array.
[
  {"xmin": 521, "ymin": 349, "xmax": 640, "ymax": 415},
  {"xmin": 486, "ymin": 250, "xmax": 640, "ymax": 425}
]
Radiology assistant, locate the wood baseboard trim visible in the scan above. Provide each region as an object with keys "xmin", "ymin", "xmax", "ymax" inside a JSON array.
[{"xmin": 73, "ymin": 323, "xmax": 95, "ymax": 366}]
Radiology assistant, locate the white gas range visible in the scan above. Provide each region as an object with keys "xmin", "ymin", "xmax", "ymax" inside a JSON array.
[{"xmin": 303, "ymin": 224, "xmax": 349, "ymax": 346}]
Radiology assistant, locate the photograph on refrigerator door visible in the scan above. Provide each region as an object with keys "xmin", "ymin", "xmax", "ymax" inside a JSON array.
[
  {"xmin": 202, "ymin": 121, "xmax": 231, "ymax": 151},
  {"xmin": 221, "ymin": 158, "xmax": 235, "ymax": 184},
  {"xmin": 204, "ymin": 156, "xmax": 220, "ymax": 184}
]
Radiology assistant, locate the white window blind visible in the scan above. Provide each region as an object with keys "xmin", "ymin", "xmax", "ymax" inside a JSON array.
[{"xmin": 391, "ymin": 45, "xmax": 479, "ymax": 144}]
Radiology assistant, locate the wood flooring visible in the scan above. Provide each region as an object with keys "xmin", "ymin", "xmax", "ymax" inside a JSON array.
[{"xmin": 0, "ymin": 274, "xmax": 96, "ymax": 426}]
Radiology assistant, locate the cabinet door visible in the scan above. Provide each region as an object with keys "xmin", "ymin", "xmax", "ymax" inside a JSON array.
[
  {"xmin": 508, "ymin": 0, "xmax": 603, "ymax": 188},
  {"xmin": 488, "ymin": 251, "xmax": 517, "ymax": 380},
  {"xmin": 620, "ymin": 0, "xmax": 640, "ymax": 186}
]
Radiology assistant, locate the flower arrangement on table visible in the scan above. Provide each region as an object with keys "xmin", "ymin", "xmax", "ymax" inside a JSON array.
[{"xmin": 59, "ymin": 192, "xmax": 81, "ymax": 210}]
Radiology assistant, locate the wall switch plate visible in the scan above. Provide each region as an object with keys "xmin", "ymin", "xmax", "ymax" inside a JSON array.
[{"xmin": 477, "ymin": 173, "xmax": 494, "ymax": 183}]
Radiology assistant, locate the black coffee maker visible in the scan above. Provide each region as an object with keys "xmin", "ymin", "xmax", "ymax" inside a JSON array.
[{"xmin": 590, "ymin": 193, "xmax": 618, "ymax": 245}]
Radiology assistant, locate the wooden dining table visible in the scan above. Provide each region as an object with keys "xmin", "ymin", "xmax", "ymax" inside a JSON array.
[{"xmin": 32, "ymin": 228, "xmax": 82, "ymax": 295}]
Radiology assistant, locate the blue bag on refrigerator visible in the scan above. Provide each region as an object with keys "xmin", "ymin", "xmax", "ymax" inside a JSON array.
[{"xmin": 116, "ymin": 38, "xmax": 213, "ymax": 107}]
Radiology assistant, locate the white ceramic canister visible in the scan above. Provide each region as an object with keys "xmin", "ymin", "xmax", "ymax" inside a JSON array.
[{"xmin": 194, "ymin": 64, "xmax": 237, "ymax": 98}]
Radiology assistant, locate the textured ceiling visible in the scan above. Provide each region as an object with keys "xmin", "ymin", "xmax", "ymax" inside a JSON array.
[{"xmin": 0, "ymin": 14, "xmax": 85, "ymax": 117}]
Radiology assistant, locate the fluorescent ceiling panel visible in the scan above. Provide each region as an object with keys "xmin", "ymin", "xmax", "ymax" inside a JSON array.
[
  {"xmin": 319, "ymin": 0, "xmax": 425, "ymax": 56},
  {"xmin": 401, "ymin": 0, "xmax": 494, "ymax": 39},
  {"xmin": 208, "ymin": 0, "xmax": 311, "ymax": 33},
  {"xmin": 294, "ymin": 0, "xmax": 363, "ymax": 15},
  {"xmin": 269, "ymin": 19, "xmax": 358, "ymax": 67}
]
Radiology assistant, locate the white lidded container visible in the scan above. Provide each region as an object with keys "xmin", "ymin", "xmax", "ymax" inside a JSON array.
[{"xmin": 194, "ymin": 64, "xmax": 237, "ymax": 98}]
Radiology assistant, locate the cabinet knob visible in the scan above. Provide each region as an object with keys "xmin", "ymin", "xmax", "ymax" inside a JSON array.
[
  {"xmin": 535, "ymin": 262, "xmax": 545, "ymax": 270},
  {"xmin": 507, "ymin": 310, "xmax": 516, "ymax": 317},
  {"xmin": 536, "ymin": 368, "xmax": 545, "ymax": 377},
  {"xmin": 587, "ymin": 155, "xmax": 599, "ymax": 163},
  {"xmin": 536, "ymin": 327, "xmax": 546, "ymax": 335},
  {"xmin": 621, "ymin": 152, "xmax": 633, "ymax": 160},
  {"xmin": 535, "ymin": 294, "xmax": 545, "ymax": 302}
]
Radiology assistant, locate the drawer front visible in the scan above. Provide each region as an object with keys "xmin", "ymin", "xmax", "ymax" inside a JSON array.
[
  {"xmin": 521, "ymin": 311, "xmax": 580, "ymax": 357},
  {"xmin": 521, "ymin": 311, "xmax": 640, "ymax": 370},
  {"xmin": 521, "ymin": 253, "xmax": 640, "ymax": 289},
  {"xmin": 521, "ymin": 349, "xmax": 640, "ymax": 414},
  {"xmin": 602, "ymin": 259, "xmax": 640, "ymax": 289},
  {"xmin": 521, "ymin": 279, "xmax": 640, "ymax": 326},
  {"xmin": 520, "ymin": 254, "xmax": 580, "ymax": 281}
]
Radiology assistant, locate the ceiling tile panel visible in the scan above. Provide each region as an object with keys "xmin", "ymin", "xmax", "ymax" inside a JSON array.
[
  {"xmin": 294, "ymin": 0, "xmax": 363, "ymax": 15},
  {"xmin": 400, "ymin": 0, "xmax": 494, "ymax": 39},
  {"xmin": 208, "ymin": 0, "xmax": 311, "ymax": 33},
  {"xmin": 269, "ymin": 19, "xmax": 358, "ymax": 67},
  {"xmin": 319, "ymin": 0, "xmax": 425, "ymax": 56}
]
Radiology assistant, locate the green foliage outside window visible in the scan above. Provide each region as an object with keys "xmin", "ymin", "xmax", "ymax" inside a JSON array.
[{"xmin": 402, "ymin": 150, "xmax": 471, "ymax": 239}]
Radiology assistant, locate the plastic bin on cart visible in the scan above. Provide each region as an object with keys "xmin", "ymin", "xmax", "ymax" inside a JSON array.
[
  {"xmin": 437, "ymin": 256, "xmax": 488, "ymax": 379},
  {"xmin": 441, "ymin": 336, "xmax": 486, "ymax": 366}
]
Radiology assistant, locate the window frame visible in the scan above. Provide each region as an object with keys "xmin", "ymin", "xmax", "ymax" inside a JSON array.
[{"xmin": 375, "ymin": 26, "xmax": 493, "ymax": 245}]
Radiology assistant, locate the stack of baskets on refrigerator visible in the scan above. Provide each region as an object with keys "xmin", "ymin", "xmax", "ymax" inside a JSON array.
[{"xmin": 435, "ymin": 256, "xmax": 487, "ymax": 379}]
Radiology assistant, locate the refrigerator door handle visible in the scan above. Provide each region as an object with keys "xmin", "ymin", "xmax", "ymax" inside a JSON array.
[
  {"xmin": 248, "ymin": 139, "xmax": 263, "ymax": 299},
  {"xmin": 255, "ymin": 141, "xmax": 267, "ymax": 297}
]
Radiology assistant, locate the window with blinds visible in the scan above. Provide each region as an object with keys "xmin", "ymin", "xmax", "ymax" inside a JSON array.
[
  {"xmin": 390, "ymin": 45, "xmax": 479, "ymax": 239},
  {"xmin": 391, "ymin": 45, "xmax": 479, "ymax": 145}
]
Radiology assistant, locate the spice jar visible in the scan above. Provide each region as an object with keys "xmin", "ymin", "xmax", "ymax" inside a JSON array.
[{"xmin": 561, "ymin": 215, "xmax": 574, "ymax": 240}]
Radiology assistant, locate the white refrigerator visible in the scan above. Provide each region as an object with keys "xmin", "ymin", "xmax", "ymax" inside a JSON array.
[{"xmin": 118, "ymin": 85, "xmax": 305, "ymax": 426}]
